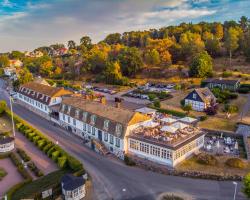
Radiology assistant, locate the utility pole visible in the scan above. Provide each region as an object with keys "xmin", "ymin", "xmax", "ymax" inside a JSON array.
[{"xmin": 9, "ymin": 96, "xmax": 15, "ymax": 137}]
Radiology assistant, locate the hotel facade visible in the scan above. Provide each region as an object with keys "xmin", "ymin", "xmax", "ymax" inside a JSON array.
[
  {"xmin": 16, "ymin": 82, "xmax": 72, "ymax": 120},
  {"xmin": 58, "ymin": 97, "xmax": 150, "ymax": 158}
]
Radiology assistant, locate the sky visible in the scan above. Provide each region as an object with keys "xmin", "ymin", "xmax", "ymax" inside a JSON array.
[{"xmin": 0, "ymin": 0, "xmax": 249, "ymax": 52}]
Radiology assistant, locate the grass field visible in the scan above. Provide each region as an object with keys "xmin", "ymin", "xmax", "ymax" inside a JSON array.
[
  {"xmin": 12, "ymin": 169, "xmax": 69, "ymax": 200},
  {"xmin": 198, "ymin": 117, "xmax": 237, "ymax": 132},
  {"xmin": 177, "ymin": 155, "xmax": 250, "ymax": 177}
]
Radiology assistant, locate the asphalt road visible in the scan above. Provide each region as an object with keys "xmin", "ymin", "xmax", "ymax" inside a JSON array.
[{"xmin": 0, "ymin": 78, "xmax": 247, "ymax": 200}]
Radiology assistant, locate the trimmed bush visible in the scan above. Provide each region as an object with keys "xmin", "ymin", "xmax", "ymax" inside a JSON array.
[
  {"xmin": 57, "ymin": 156, "xmax": 67, "ymax": 168},
  {"xmin": 27, "ymin": 162, "xmax": 44, "ymax": 177},
  {"xmin": 52, "ymin": 151, "xmax": 60, "ymax": 162},
  {"xmin": 161, "ymin": 194, "xmax": 184, "ymax": 200},
  {"xmin": 67, "ymin": 155, "xmax": 83, "ymax": 172},
  {"xmin": 16, "ymin": 148, "xmax": 31, "ymax": 162},
  {"xmin": 73, "ymin": 168, "xmax": 86, "ymax": 177},
  {"xmin": 37, "ymin": 139, "xmax": 47, "ymax": 149},
  {"xmin": 28, "ymin": 132, "xmax": 36, "ymax": 141},
  {"xmin": 200, "ymin": 115, "xmax": 208, "ymax": 121},
  {"xmin": 47, "ymin": 146, "xmax": 56, "ymax": 157},
  {"xmin": 225, "ymin": 158, "xmax": 246, "ymax": 169},
  {"xmin": 124, "ymin": 155, "xmax": 136, "ymax": 166},
  {"xmin": 196, "ymin": 153, "xmax": 218, "ymax": 166},
  {"xmin": 9, "ymin": 152, "xmax": 22, "ymax": 167},
  {"xmin": 42, "ymin": 143, "xmax": 53, "ymax": 153},
  {"xmin": 32, "ymin": 135, "xmax": 41, "ymax": 144}
]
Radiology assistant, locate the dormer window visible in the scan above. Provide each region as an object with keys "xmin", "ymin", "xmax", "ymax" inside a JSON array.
[
  {"xmin": 36, "ymin": 92, "xmax": 39, "ymax": 98},
  {"xmin": 40, "ymin": 94, "xmax": 44, "ymax": 100},
  {"xmin": 46, "ymin": 96, "xmax": 49, "ymax": 102},
  {"xmin": 103, "ymin": 120, "xmax": 109, "ymax": 131},
  {"xmin": 82, "ymin": 112, "xmax": 88, "ymax": 122},
  {"xmin": 90, "ymin": 115, "xmax": 96, "ymax": 125},
  {"xmin": 115, "ymin": 124, "xmax": 122, "ymax": 137},
  {"xmin": 67, "ymin": 106, "xmax": 71, "ymax": 114},
  {"xmin": 61, "ymin": 104, "xmax": 65, "ymax": 112},
  {"xmin": 75, "ymin": 109, "xmax": 80, "ymax": 118}
]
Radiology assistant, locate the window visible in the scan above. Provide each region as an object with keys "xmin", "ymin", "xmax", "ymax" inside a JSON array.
[
  {"xmin": 110, "ymin": 135, "xmax": 114, "ymax": 144},
  {"xmin": 90, "ymin": 115, "xmax": 96, "ymax": 125},
  {"xmin": 83, "ymin": 123, "xmax": 86, "ymax": 131},
  {"xmin": 45, "ymin": 106, "xmax": 47, "ymax": 111},
  {"xmin": 103, "ymin": 120, "xmax": 109, "ymax": 131},
  {"xmin": 92, "ymin": 127, "xmax": 95, "ymax": 135},
  {"xmin": 67, "ymin": 106, "xmax": 71, "ymax": 114},
  {"xmin": 68, "ymin": 116, "xmax": 70, "ymax": 124},
  {"xmin": 63, "ymin": 114, "xmax": 65, "ymax": 121},
  {"xmin": 104, "ymin": 133, "xmax": 108, "ymax": 142},
  {"xmin": 75, "ymin": 109, "xmax": 80, "ymax": 118},
  {"xmin": 129, "ymin": 139, "xmax": 139, "ymax": 150},
  {"xmin": 87, "ymin": 124, "xmax": 91, "ymax": 133},
  {"xmin": 82, "ymin": 112, "xmax": 88, "ymax": 122},
  {"xmin": 193, "ymin": 93, "xmax": 197, "ymax": 99},
  {"xmin": 73, "ymin": 119, "xmax": 76, "ymax": 126},
  {"xmin": 61, "ymin": 104, "xmax": 65, "ymax": 112},
  {"xmin": 115, "ymin": 124, "xmax": 122, "ymax": 137},
  {"xmin": 115, "ymin": 138, "xmax": 120, "ymax": 147}
]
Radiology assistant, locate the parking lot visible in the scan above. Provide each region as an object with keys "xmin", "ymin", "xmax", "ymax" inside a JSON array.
[{"xmin": 124, "ymin": 82, "xmax": 176, "ymax": 101}]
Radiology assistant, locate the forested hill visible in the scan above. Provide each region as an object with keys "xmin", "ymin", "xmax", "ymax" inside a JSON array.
[{"xmin": 1, "ymin": 16, "xmax": 250, "ymax": 86}]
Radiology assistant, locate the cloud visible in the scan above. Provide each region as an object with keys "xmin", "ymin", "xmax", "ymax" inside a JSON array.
[
  {"xmin": 0, "ymin": 12, "xmax": 28, "ymax": 23},
  {"xmin": 0, "ymin": 0, "xmax": 249, "ymax": 52},
  {"xmin": 1, "ymin": 0, "xmax": 15, "ymax": 8}
]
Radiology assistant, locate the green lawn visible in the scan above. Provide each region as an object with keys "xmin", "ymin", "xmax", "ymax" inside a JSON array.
[
  {"xmin": 12, "ymin": 169, "xmax": 70, "ymax": 200},
  {"xmin": 0, "ymin": 167, "xmax": 7, "ymax": 180}
]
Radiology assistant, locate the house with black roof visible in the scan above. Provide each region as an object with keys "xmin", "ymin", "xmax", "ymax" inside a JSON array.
[
  {"xmin": 184, "ymin": 87, "xmax": 216, "ymax": 112},
  {"xmin": 202, "ymin": 78, "xmax": 240, "ymax": 91},
  {"xmin": 61, "ymin": 174, "xmax": 86, "ymax": 200}
]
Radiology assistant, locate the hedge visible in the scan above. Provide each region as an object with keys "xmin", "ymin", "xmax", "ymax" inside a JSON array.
[
  {"xmin": 150, "ymin": 106, "xmax": 186, "ymax": 117},
  {"xmin": 5, "ymin": 107, "xmax": 84, "ymax": 173},
  {"xmin": 16, "ymin": 148, "xmax": 31, "ymax": 162},
  {"xmin": 27, "ymin": 162, "xmax": 44, "ymax": 177},
  {"xmin": 6, "ymin": 179, "xmax": 32, "ymax": 200}
]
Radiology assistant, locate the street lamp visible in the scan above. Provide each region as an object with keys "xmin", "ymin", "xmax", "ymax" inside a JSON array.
[
  {"xmin": 9, "ymin": 96, "xmax": 15, "ymax": 137},
  {"xmin": 233, "ymin": 181, "xmax": 238, "ymax": 200}
]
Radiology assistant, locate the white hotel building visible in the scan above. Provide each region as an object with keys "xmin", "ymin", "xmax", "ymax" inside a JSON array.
[
  {"xmin": 16, "ymin": 82, "xmax": 72, "ymax": 120},
  {"xmin": 58, "ymin": 97, "xmax": 150, "ymax": 158}
]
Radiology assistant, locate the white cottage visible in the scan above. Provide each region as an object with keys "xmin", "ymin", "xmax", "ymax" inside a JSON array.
[{"xmin": 184, "ymin": 87, "xmax": 216, "ymax": 112}]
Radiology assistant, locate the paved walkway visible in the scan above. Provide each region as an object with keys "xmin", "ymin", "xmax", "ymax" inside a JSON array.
[
  {"xmin": 0, "ymin": 158, "xmax": 23, "ymax": 196},
  {"xmin": 15, "ymin": 131, "xmax": 58, "ymax": 175}
]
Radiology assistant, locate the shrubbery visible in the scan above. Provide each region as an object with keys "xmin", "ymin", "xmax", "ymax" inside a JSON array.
[
  {"xmin": 211, "ymin": 88, "xmax": 238, "ymax": 104},
  {"xmin": 225, "ymin": 158, "xmax": 246, "ymax": 169},
  {"xmin": 224, "ymin": 104, "xmax": 239, "ymax": 114},
  {"xmin": 5, "ymin": 108, "xmax": 84, "ymax": 173},
  {"xmin": 124, "ymin": 155, "xmax": 136, "ymax": 166},
  {"xmin": 0, "ymin": 100, "xmax": 7, "ymax": 115},
  {"xmin": 196, "ymin": 153, "xmax": 218, "ymax": 166},
  {"xmin": 17, "ymin": 148, "xmax": 31, "ymax": 162},
  {"xmin": 162, "ymin": 194, "xmax": 184, "ymax": 200},
  {"xmin": 27, "ymin": 162, "xmax": 44, "ymax": 177}
]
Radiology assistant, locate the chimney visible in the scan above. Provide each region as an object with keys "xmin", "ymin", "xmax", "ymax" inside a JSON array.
[
  {"xmin": 100, "ymin": 97, "xmax": 106, "ymax": 105},
  {"xmin": 116, "ymin": 102, "xmax": 121, "ymax": 108}
]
